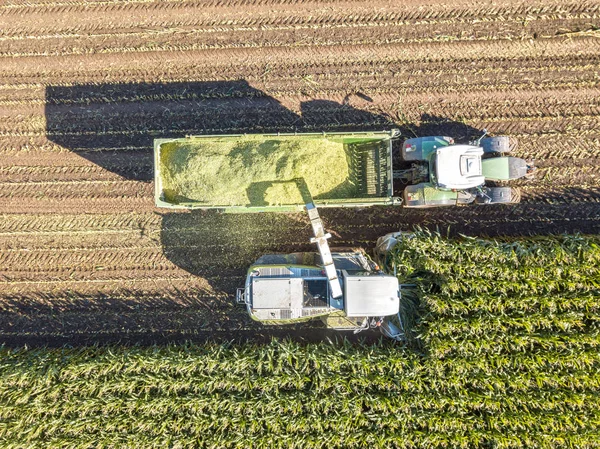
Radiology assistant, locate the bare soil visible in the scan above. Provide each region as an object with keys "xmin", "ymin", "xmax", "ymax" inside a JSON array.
[{"xmin": 1, "ymin": 0, "xmax": 599, "ymax": 346}]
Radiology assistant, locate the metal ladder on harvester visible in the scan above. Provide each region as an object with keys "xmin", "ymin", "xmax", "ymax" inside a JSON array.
[{"xmin": 305, "ymin": 202, "xmax": 343, "ymax": 299}]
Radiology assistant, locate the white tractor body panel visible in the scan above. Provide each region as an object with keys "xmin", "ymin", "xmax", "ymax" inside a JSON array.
[
  {"xmin": 344, "ymin": 274, "xmax": 399, "ymax": 317},
  {"xmin": 435, "ymin": 145, "xmax": 485, "ymax": 190}
]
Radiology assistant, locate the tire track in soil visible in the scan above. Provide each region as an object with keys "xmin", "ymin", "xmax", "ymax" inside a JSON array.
[
  {"xmin": 2, "ymin": 37, "xmax": 599, "ymax": 81},
  {"xmin": 2, "ymin": 16, "xmax": 595, "ymax": 58}
]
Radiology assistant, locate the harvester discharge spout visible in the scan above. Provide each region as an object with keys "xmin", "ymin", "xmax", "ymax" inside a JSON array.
[{"xmin": 306, "ymin": 202, "xmax": 343, "ymax": 299}]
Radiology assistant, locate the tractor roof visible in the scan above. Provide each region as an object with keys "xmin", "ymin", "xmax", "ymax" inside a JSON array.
[{"xmin": 434, "ymin": 145, "xmax": 485, "ymax": 190}]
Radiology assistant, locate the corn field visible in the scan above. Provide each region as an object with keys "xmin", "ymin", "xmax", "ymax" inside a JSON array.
[{"xmin": 1, "ymin": 232, "xmax": 599, "ymax": 448}]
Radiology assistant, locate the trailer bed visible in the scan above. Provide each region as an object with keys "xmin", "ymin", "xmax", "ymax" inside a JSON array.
[{"xmin": 154, "ymin": 131, "xmax": 397, "ymax": 212}]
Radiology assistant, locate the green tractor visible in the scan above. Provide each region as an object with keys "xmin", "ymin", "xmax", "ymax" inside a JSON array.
[{"xmin": 395, "ymin": 132, "xmax": 535, "ymax": 207}]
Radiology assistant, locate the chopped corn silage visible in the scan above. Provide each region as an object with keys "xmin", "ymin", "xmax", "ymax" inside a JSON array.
[{"xmin": 159, "ymin": 136, "xmax": 356, "ymax": 206}]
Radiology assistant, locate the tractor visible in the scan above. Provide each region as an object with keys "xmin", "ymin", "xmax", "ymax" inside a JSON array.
[{"xmin": 395, "ymin": 132, "xmax": 535, "ymax": 207}]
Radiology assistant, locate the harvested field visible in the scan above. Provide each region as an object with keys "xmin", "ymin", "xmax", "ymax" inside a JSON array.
[{"xmin": 1, "ymin": 0, "xmax": 600, "ymax": 346}]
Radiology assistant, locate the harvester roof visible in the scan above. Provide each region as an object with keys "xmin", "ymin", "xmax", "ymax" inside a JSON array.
[{"xmin": 344, "ymin": 273, "xmax": 399, "ymax": 317}]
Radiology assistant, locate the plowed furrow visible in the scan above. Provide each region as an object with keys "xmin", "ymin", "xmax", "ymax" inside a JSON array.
[
  {"xmin": 0, "ymin": 240, "xmax": 307, "ymax": 272},
  {"xmin": 0, "ymin": 271, "xmax": 245, "ymax": 297},
  {"xmin": 521, "ymin": 187, "xmax": 600, "ymax": 204},
  {"xmin": 0, "ymin": 150, "xmax": 153, "ymax": 182},
  {"xmin": 0, "ymin": 197, "xmax": 155, "ymax": 214},
  {"xmin": 1, "ymin": 38, "xmax": 598, "ymax": 78},
  {"xmin": 5, "ymin": 32, "xmax": 600, "ymax": 59},
  {"xmin": 0, "ymin": 269, "xmax": 209, "ymax": 283},
  {"xmin": 0, "ymin": 0, "xmax": 593, "ymax": 29},
  {"xmin": 0, "ymin": 236, "xmax": 157, "ymax": 251},
  {"xmin": 0, "ymin": 137, "xmax": 63, "ymax": 152},
  {"xmin": 0, "ymin": 276, "xmax": 214, "ymax": 297},
  {"xmin": 325, "ymin": 203, "xmax": 600, "ymax": 237},
  {"xmin": 521, "ymin": 159, "xmax": 600, "ymax": 186},
  {"xmin": 34, "ymin": 71, "xmax": 600, "ymax": 109},
  {"xmin": 392, "ymin": 91, "xmax": 600, "ymax": 122},
  {"xmin": 0, "ymin": 234, "xmax": 309, "ymax": 253},
  {"xmin": 463, "ymin": 116, "xmax": 600, "ymax": 138},
  {"xmin": 0, "ymin": 180, "xmax": 152, "ymax": 199},
  {"xmin": 0, "ymin": 164, "xmax": 145, "ymax": 182},
  {"xmin": 2, "ymin": 52, "xmax": 598, "ymax": 88},
  {"xmin": 0, "ymin": 12, "xmax": 594, "ymax": 41},
  {"xmin": 0, "ymin": 248, "xmax": 176, "ymax": 273},
  {"xmin": 0, "ymin": 293, "xmax": 235, "ymax": 314},
  {"xmin": 0, "ymin": 285, "xmax": 226, "ymax": 311},
  {"xmin": 1, "ymin": 237, "xmax": 308, "ymax": 262},
  {"xmin": 0, "ymin": 142, "xmax": 146, "ymax": 155},
  {"xmin": 0, "ymin": 212, "xmax": 161, "ymax": 234},
  {"xmin": 2, "ymin": 16, "xmax": 595, "ymax": 58},
  {"xmin": 0, "ymin": 310, "xmax": 251, "ymax": 341},
  {"xmin": 514, "ymin": 135, "xmax": 600, "ymax": 160},
  {"xmin": 1, "ymin": 56, "xmax": 597, "ymax": 100}
]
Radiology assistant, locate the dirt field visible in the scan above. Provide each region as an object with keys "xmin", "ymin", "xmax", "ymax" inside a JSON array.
[{"xmin": 1, "ymin": 0, "xmax": 599, "ymax": 346}]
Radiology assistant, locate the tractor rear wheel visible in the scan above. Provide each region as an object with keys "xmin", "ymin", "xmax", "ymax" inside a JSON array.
[
  {"xmin": 481, "ymin": 136, "xmax": 511, "ymax": 154},
  {"xmin": 489, "ymin": 187, "xmax": 520, "ymax": 204}
]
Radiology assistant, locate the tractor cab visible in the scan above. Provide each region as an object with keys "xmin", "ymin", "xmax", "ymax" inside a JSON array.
[{"xmin": 430, "ymin": 145, "xmax": 485, "ymax": 190}]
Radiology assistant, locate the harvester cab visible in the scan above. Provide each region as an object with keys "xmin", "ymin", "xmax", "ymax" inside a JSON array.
[
  {"xmin": 396, "ymin": 132, "xmax": 535, "ymax": 208},
  {"xmin": 236, "ymin": 202, "xmax": 404, "ymax": 339}
]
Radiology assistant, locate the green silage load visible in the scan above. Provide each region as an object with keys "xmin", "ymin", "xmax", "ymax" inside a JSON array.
[{"xmin": 159, "ymin": 136, "xmax": 357, "ymax": 206}]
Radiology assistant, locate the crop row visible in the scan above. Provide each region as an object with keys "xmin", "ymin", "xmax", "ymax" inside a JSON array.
[
  {"xmin": 1, "ymin": 339, "xmax": 600, "ymax": 448},
  {"xmin": 387, "ymin": 232, "xmax": 600, "ymax": 357}
]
